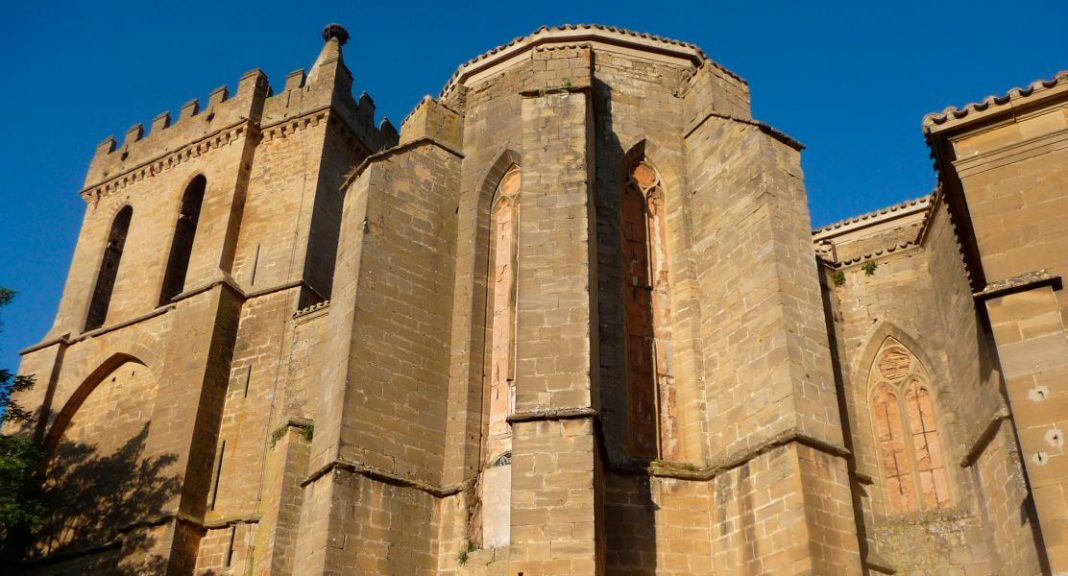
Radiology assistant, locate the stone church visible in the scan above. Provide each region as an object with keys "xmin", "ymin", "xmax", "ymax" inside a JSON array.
[{"xmin": 7, "ymin": 22, "xmax": 1068, "ymax": 575}]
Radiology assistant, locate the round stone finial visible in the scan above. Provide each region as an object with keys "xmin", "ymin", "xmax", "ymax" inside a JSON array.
[{"xmin": 322, "ymin": 23, "xmax": 350, "ymax": 46}]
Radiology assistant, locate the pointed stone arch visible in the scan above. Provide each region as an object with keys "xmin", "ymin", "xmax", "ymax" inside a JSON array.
[
  {"xmin": 619, "ymin": 143, "xmax": 681, "ymax": 460},
  {"xmin": 861, "ymin": 328, "xmax": 954, "ymax": 514},
  {"xmin": 478, "ymin": 149, "xmax": 523, "ymax": 211},
  {"xmin": 159, "ymin": 174, "xmax": 207, "ymax": 305},
  {"xmin": 85, "ymin": 205, "xmax": 134, "ymax": 331},
  {"xmin": 41, "ymin": 352, "xmax": 150, "ymax": 462},
  {"xmin": 852, "ymin": 322, "xmax": 943, "ymax": 389}
]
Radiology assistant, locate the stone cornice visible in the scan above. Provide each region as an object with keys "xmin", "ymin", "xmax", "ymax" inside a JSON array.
[
  {"xmin": 80, "ymin": 104, "xmax": 376, "ymax": 203},
  {"xmin": 293, "ymin": 299, "xmax": 331, "ymax": 319},
  {"xmin": 301, "ymin": 457, "xmax": 471, "ymax": 498},
  {"xmin": 81, "ymin": 119, "xmax": 250, "ymax": 202},
  {"xmin": 973, "ymin": 269, "xmax": 1063, "ymax": 301},
  {"xmin": 952, "ymin": 125, "xmax": 1068, "ymax": 179},
  {"xmin": 813, "ymin": 194, "xmax": 933, "ymax": 240},
  {"xmin": 438, "ymin": 24, "xmax": 735, "ymax": 101}
]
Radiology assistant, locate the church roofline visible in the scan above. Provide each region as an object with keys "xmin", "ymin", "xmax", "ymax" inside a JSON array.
[
  {"xmin": 438, "ymin": 24, "xmax": 744, "ymax": 100},
  {"xmin": 812, "ymin": 193, "xmax": 934, "ymax": 242},
  {"xmin": 922, "ymin": 70, "xmax": 1068, "ymax": 136}
]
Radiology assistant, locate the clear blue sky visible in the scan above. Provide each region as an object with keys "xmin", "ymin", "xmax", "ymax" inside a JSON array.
[{"xmin": 0, "ymin": 0, "xmax": 1065, "ymax": 372}]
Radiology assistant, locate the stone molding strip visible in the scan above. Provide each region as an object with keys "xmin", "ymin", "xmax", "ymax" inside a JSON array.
[
  {"xmin": 609, "ymin": 429, "xmax": 851, "ymax": 481},
  {"xmin": 301, "ymin": 457, "xmax": 470, "ymax": 498},
  {"xmin": 953, "ymin": 126, "xmax": 1068, "ymax": 179},
  {"xmin": 518, "ymin": 85, "xmax": 592, "ymax": 98},
  {"xmin": 507, "ymin": 406, "xmax": 598, "ymax": 423},
  {"xmin": 20, "ymin": 304, "xmax": 177, "ymax": 355},
  {"xmin": 20, "ymin": 278, "xmax": 316, "ymax": 356},
  {"xmin": 683, "ymin": 110, "xmax": 804, "ymax": 151},
  {"xmin": 973, "ymin": 269, "xmax": 1063, "ymax": 301},
  {"xmin": 960, "ymin": 407, "xmax": 1012, "ymax": 468},
  {"xmin": 293, "ymin": 299, "xmax": 331, "ymax": 318}
]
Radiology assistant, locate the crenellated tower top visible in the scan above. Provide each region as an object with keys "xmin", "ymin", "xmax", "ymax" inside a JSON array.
[{"xmin": 82, "ymin": 24, "xmax": 396, "ymax": 196}]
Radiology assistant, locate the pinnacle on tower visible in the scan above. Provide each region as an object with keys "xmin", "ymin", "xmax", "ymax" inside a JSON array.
[
  {"xmin": 308, "ymin": 23, "xmax": 350, "ymax": 86},
  {"xmin": 322, "ymin": 23, "xmax": 349, "ymax": 46}
]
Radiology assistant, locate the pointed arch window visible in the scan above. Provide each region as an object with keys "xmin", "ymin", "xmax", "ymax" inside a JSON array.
[
  {"xmin": 621, "ymin": 159, "xmax": 674, "ymax": 459},
  {"xmin": 159, "ymin": 175, "xmax": 206, "ymax": 305},
  {"xmin": 85, "ymin": 206, "xmax": 133, "ymax": 331},
  {"xmin": 481, "ymin": 164, "xmax": 520, "ymax": 549},
  {"xmin": 869, "ymin": 337, "xmax": 951, "ymax": 514}
]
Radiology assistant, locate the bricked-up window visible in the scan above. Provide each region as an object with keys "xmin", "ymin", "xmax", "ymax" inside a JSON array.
[
  {"xmin": 621, "ymin": 160, "xmax": 674, "ymax": 459},
  {"xmin": 872, "ymin": 385, "xmax": 915, "ymax": 512},
  {"xmin": 481, "ymin": 164, "xmax": 520, "ymax": 549},
  {"xmin": 159, "ymin": 175, "xmax": 206, "ymax": 305},
  {"xmin": 85, "ymin": 206, "xmax": 132, "ymax": 331},
  {"xmin": 868, "ymin": 337, "xmax": 952, "ymax": 514},
  {"xmin": 905, "ymin": 380, "xmax": 951, "ymax": 509}
]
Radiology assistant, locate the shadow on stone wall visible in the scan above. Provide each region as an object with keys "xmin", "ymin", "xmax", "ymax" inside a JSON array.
[{"xmin": 5, "ymin": 423, "xmax": 188, "ymax": 575}]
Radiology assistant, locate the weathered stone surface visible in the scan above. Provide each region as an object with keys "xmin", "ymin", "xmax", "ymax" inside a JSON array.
[{"xmin": 10, "ymin": 23, "xmax": 1065, "ymax": 576}]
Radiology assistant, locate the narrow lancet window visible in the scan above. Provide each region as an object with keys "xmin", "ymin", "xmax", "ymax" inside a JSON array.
[
  {"xmin": 481, "ymin": 164, "xmax": 520, "ymax": 548},
  {"xmin": 868, "ymin": 337, "xmax": 952, "ymax": 514},
  {"xmin": 873, "ymin": 385, "xmax": 914, "ymax": 512},
  {"xmin": 621, "ymin": 160, "xmax": 674, "ymax": 460},
  {"xmin": 904, "ymin": 380, "xmax": 950, "ymax": 509},
  {"xmin": 85, "ymin": 206, "xmax": 133, "ymax": 331},
  {"xmin": 159, "ymin": 175, "xmax": 206, "ymax": 305}
]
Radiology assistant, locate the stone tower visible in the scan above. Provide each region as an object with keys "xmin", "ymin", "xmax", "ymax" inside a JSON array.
[{"xmin": 9, "ymin": 23, "xmax": 1067, "ymax": 576}]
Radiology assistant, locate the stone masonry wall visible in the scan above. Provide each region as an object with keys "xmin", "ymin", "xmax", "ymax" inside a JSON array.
[{"xmin": 822, "ymin": 198, "xmax": 1043, "ymax": 575}]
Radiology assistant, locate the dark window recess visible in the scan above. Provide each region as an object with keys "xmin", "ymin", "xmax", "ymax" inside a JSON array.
[
  {"xmin": 159, "ymin": 175, "xmax": 206, "ymax": 305},
  {"xmin": 85, "ymin": 206, "xmax": 133, "ymax": 331}
]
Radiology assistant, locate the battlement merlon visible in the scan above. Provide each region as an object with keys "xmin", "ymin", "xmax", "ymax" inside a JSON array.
[
  {"xmin": 83, "ymin": 67, "xmax": 270, "ymax": 190},
  {"xmin": 83, "ymin": 24, "xmax": 393, "ymax": 193}
]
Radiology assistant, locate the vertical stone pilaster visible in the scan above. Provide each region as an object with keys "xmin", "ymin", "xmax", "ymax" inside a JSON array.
[
  {"xmin": 509, "ymin": 87, "xmax": 602, "ymax": 575},
  {"xmin": 142, "ymin": 284, "xmax": 241, "ymax": 572},
  {"xmin": 982, "ymin": 282, "xmax": 1068, "ymax": 571}
]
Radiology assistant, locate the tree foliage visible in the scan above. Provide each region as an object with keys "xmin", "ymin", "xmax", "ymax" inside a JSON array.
[{"xmin": 0, "ymin": 287, "xmax": 43, "ymax": 537}]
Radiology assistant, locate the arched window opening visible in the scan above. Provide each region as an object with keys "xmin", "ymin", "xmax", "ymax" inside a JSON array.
[
  {"xmin": 621, "ymin": 159, "xmax": 674, "ymax": 460},
  {"xmin": 85, "ymin": 206, "xmax": 132, "ymax": 331},
  {"xmin": 159, "ymin": 175, "xmax": 206, "ymax": 305},
  {"xmin": 868, "ymin": 337, "xmax": 952, "ymax": 514},
  {"xmin": 480, "ymin": 164, "xmax": 520, "ymax": 549},
  {"xmin": 872, "ymin": 385, "xmax": 914, "ymax": 513},
  {"xmin": 904, "ymin": 380, "xmax": 951, "ymax": 509}
]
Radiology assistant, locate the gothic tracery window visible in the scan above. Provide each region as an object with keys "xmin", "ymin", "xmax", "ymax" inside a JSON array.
[
  {"xmin": 869, "ymin": 337, "xmax": 951, "ymax": 514},
  {"xmin": 621, "ymin": 159, "xmax": 675, "ymax": 460}
]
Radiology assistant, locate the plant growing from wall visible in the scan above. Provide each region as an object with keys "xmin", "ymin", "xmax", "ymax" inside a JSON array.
[
  {"xmin": 269, "ymin": 422, "xmax": 314, "ymax": 448},
  {"xmin": 833, "ymin": 271, "xmax": 846, "ymax": 286},
  {"xmin": 863, "ymin": 261, "xmax": 879, "ymax": 276},
  {"xmin": 457, "ymin": 540, "xmax": 475, "ymax": 565}
]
